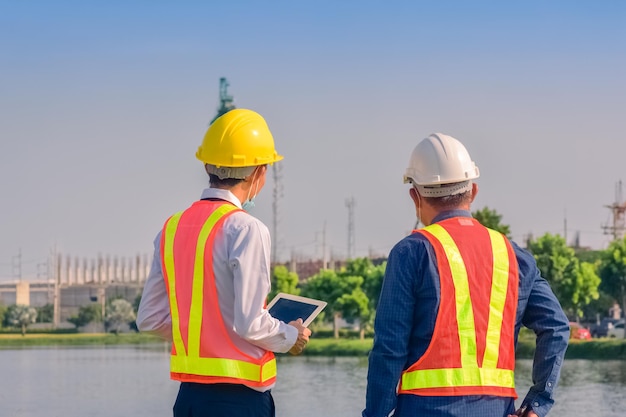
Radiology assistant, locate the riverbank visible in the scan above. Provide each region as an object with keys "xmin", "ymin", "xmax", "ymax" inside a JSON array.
[
  {"xmin": 0, "ymin": 332, "xmax": 164, "ymax": 347},
  {"xmin": 2, "ymin": 333, "xmax": 626, "ymax": 359},
  {"xmin": 302, "ymin": 337, "xmax": 626, "ymax": 360}
]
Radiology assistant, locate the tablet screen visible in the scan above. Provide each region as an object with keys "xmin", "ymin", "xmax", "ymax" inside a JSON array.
[{"xmin": 267, "ymin": 293, "xmax": 327, "ymax": 326}]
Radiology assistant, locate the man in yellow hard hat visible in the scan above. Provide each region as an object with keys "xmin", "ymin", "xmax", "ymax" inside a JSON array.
[
  {"xmin": 137, "ymin": 109, "xmax": 311, "ymax": 417},
  {"xmin": 363, "ymin": 133, "xmax": 569, "ymax": 417}
]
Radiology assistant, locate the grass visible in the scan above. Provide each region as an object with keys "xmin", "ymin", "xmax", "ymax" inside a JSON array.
[
  {"xmin": 563, "ymin": 338, "xmax": 626, "ymax": 360},
  {"xmin": 2, "ymin": 332, "xmax": 626, "ymax": 360},
  {"xmin": 303, "ymin": 337, "xmax": 373, "ymax": 356},
  {"xmin": 0, "ymin": 332, "xmax": 165, "ymax": 348}
]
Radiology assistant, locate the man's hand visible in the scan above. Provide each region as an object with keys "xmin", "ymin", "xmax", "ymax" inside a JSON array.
[
  {"xmin": 507, "ymin": 405, "xmax": 538, "ymax": 417},
  {"xmin": 287, "ymin": 318, "xmax": 311, "ymax": 355}
]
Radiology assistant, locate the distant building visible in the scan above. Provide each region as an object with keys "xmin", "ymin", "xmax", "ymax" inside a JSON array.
[{"xmin": 274, "ymin": 255, "xmax": 387, "ymax": 282}]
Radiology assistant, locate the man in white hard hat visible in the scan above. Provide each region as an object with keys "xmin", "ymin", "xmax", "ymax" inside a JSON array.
[
  {"xmin": 363, "ymin": 133, "xmax": 569, "ymax": 417},
  {"xmin": 137, "ymin": 109, "xmax": 311, "ymax": 417}
]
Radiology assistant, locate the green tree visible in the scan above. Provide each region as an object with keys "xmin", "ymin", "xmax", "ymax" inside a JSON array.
[
  {"xmin": 269, "ymin": 265, "xmax": 300, "ymax": 301},
  {"xmin": 132, "ymin": 294, "xmax": 142, "ymax": 314},
  {"xmin": 527, "ymin": 233, "xmax": 600, "ymax": 319},
  {"xmin": 7, "ymin": 304, "xmax": 38, "ymax": 336},
  {"xmin": 301, "ymin": 258, "xmax": 384, "ymax": 338},
  {"xmin": 572, "ymin": 262, "xmax": 601, "ymax": 318},
  {"xmin": 581, "ymin": 290, "xmax": 615, "ymax": 323},
  {"xmin": 68, "ymin": 303, "xmax": 103, "ymax": 328},
  {"xmin": 575, "ymin": 249, "xmax": 603, "ymax": 264},
  {"xmin": 335, "ymin": 287, "xmax": 370, "ymax": 339},
  {"xmin": 0, "ymin": 302, "xmax": 7, "ymax": 328},
  {"xmin": 36, "ymin": 303, "xmax": 54, "ymax": 323},
  {"xmin": 359, "ymin": 261, "xmax": 386, "ymax": 312},
  {"xmin": 301, "ymin": 269, "xmax": 362, "ymax": 338},
  {"xmin": 342, "ymin": 258, "xmax": 386, "ymax": 335},
  {"xmin": 472, "ymin": 207, "xmax": 511, "ymax": 238},
  {"xmin": 598, "ymin": 237, "xmax": 626, "ymax": 336},
  {"xmin": 105, "ymin": 299, "xmax": 136, "ymax": 335}
]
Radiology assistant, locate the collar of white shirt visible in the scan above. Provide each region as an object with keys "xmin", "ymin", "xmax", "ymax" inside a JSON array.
[{"xmin": 199, "ymin": 188, "xmax": 243, "ymax": 209}]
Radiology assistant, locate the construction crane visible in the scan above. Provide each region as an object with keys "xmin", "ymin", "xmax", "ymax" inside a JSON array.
[{"xmin": 210, "ymin": 77, "xmax": 236, "ymax": 124}]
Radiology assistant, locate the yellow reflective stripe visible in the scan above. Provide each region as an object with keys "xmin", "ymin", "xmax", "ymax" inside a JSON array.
[
  {"xmin": 401, "ymin": 367, "xmax": 515, "ymax": 389},
  {"xmin": 483, "ymin": 229, "xmax": 510, "ymax": 368},
  {"xmin": 425, "ymin": 224, "xmax": 477, "ymax": 368},
  {"xmin": 187, "ymin": 204, "xmax": 239, "ymax": 358},
  {"xmin": 163, "ymin": 212, "xmax": 185, "ymax": 357},
  {"xmin": 171, "ymin": 355, "xmax": 277, "ymax": 382},
  {"xmin": 261, "ymin": 357, "xmax": 277, "ymax": 382}
]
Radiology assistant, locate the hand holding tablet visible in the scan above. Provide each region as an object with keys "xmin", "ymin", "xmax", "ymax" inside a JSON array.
[{"xmin": 267, "ymin": 293, "xmax": 327, "ymax": 327}]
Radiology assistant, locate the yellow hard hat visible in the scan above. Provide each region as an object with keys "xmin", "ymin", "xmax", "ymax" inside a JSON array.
[{"xmin": 196, "ymin": 108, "xmax": 284, "ymax": 168}]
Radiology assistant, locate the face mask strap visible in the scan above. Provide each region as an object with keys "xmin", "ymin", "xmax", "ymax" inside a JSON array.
[
  {"xmin": 242, "ymin": 168, "xmax": 260, "ymax": 211},
  {"xmin": 413, "ymin": 185, "xmax": 422, "ymax": 230}
]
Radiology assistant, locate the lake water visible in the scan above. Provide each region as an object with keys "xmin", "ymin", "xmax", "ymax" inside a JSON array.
[{"xmin": 1, "ymin": 345, "xmax": 625, "ymax": 417}]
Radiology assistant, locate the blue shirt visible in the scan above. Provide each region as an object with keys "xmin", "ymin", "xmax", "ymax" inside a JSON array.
[{"xmin": 363, "ymin": 210, "xmax": 570, "ymax": 417}]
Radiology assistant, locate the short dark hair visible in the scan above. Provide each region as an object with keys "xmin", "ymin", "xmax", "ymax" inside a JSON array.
[
  {"xmin": 208, "ymin": 174, "xmax": 243, "ymax": 188},
  {"xmin": 423, "ymin": 190, "xmax": 473, "ymax": 210}
]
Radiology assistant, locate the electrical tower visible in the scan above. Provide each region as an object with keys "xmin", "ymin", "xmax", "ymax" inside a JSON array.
[
  {"xmin": 272, "ymin": 163, "xmax": 284, "ymax": 264},
  {"xmin": 602, "ymin": 180, "xmax": 626, "ymax": 241},
  {"xmin": 12, "ymin": 248, "xmax": 22, "ymax": 281},
  {"xmin": 346, "ymin": 197, "xmax": 356, "ymax": 259},
  {"xmin": 210, "ymin": 77, "xmax": 236, "ymax": 124}
]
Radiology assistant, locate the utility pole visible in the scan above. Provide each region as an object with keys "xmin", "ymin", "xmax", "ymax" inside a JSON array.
[
  {"xmin": 563, "ymin": 209, "xmax": 567, "ymax": 246},
  {"xmin": 53, "ymin": 249, "xmax": 61, "ymax": 328},
  {"xmin": 602, "ymin": 180, "xmax": 626, "ymax": 241},
  {"xmin": 98, "ymin": 286, "xmax": 106, "ymax": 324},
  {"xmin": 12, "ymin": 248, "xmax": 22, "ymax": 281},
  {"xmin": 37, "ymin": 261, "xmax": 48, "ymax": 279},
  {"xmin": 272, "ymin": 163, "xmax": 284, "ymax": 264},
  {"xmin": 346, "ymin": 197, "xmax": 356, "ymax": 260},
  {"xmin": 322, "ymin": 221, "xmax": 328, "ymax": 269}
]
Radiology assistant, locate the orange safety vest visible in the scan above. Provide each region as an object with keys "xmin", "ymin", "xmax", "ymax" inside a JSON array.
[
  {"xmin": 398, "ymin": 217, "xmax": 519, "ymax": 398},
  {"xmin": 160, "ymin": 200, "xmax": 277, "ymax": 387}
]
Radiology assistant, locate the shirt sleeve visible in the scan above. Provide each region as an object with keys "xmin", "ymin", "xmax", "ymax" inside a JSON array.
[
  {"xmin": 136, "ymin": 232, "xmax": 172, "ymax": 341},
  {"xmin": 516, "ymin": 247, "xmax": 570, "ymax": 417},
  {"xmin": 363, "ymin": 238, "xmax": 421, "ymax": 417},
  {"xmin": 229, "ymin": 219, "xmax": 298, "ymax": 353}
]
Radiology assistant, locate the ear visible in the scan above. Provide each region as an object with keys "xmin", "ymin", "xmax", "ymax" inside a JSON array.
[
  {"xmin": 470, "ymin": 183, "xmax": 479, "ymax": 203},
  {"xmin": 245, "ymin": 166, "xmax": 260, "ymax": 182},
  {"xmin": 409, "ymin": 187, "xmax": 420, "ymax": 207},
  {"xmin": 252, "ymin": 164, "xmax": 267, "ymax": 178}
]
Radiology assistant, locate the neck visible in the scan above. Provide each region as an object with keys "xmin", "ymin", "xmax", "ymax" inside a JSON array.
[
  {"xmin": 422, "ymin": 206, "xmax": 470, "ymax": 226},
  {"xmin": 230, "ymin": 185, "xmax": 250, "ymax": 205}
]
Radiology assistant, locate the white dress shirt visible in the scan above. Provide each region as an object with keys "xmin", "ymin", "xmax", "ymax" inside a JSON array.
[{"xmin": 137, "ymin": 188, "xmax": 297, "ymax": 390}]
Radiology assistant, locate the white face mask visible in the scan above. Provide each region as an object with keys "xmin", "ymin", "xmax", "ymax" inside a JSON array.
[{"xmin": 242, "ymin": 172, "xmax": 259, "ymax": 212}]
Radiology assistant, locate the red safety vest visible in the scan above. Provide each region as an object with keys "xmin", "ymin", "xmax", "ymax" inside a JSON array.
[
  {"xmin": 160, "ymin": 200, "xmax": 276, "ymax": 387},
  {"xmin": 398, "ymin": 217, "xmax": 519, "ymax": 398}
]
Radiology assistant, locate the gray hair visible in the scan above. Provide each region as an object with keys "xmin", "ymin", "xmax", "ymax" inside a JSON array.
[
  {"xmin": 422, "ymin": 189, "xmax": 473, "ymax": 210},
  {"xmin": 414, "ymin": 180, "xmax": 472, "ymax": 197}
]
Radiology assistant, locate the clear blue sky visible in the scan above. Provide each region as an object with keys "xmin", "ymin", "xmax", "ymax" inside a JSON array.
[{"xmin": 2, "ymin": 1, "xmax": 626, "ymax": 280}]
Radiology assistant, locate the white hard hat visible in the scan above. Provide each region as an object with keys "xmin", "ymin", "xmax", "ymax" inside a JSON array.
[{"xmin": 404, "ymin": 133, "xmax": 479, "ymax": 197}]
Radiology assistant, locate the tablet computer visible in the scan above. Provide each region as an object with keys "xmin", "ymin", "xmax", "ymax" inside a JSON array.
[{"xmin": 267, "ymin": 293, "xmax": 327, "ymax": 327}]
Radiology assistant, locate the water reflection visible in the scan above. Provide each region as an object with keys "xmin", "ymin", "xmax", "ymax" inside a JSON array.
[
  {"xmin": 559, "ymin": 359, "xmax": 626, "ymax": 385},
  {"xmin": 1, "ymin": 347, "xmax": 625, "ymax": 417}
]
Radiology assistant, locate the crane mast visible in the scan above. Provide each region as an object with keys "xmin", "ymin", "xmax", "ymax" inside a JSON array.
[{"xmin": 211, "ymin": 77, "xmax": 236, "ymax": 124}]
